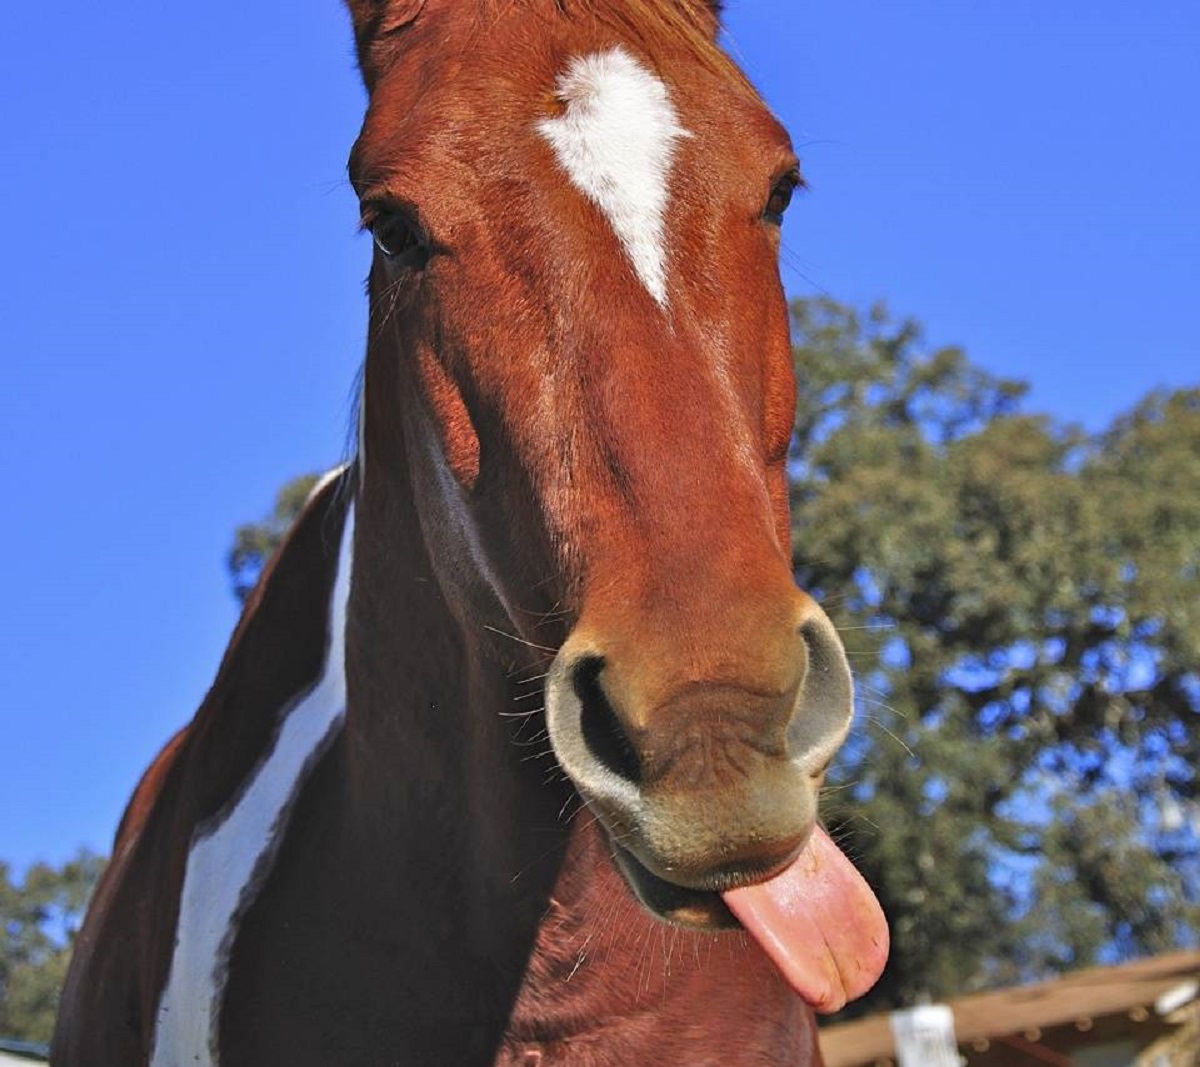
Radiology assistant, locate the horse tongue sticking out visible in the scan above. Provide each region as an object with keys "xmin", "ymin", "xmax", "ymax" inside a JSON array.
[{"xmin": 723, "ymin": 827, "xmax": 890, "ymax": 1014}]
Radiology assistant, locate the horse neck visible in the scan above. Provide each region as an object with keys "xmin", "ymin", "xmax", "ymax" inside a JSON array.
[
  {"xmin": 328, "ymin": 328, "xmax": 812, "ymax": 1058},
  {"xmin": 340, "ymin": 331, "xmax": 576, "ymax": 956}
]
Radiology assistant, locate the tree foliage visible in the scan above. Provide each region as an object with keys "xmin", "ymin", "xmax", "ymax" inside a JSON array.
[
  {"xmin": 0, "ymin": 851, "xmax": 104, "ymax": 1045},
  {"xmin": 787, "ymin": 297, "xmax": 1199, "ymax": 1010}
]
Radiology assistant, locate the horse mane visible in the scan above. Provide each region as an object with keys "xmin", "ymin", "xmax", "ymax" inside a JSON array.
[
  {"xmin": 352, "ymin": 0, "xmax": 744, "ymax": 87},
  {"xmin": 545, "ymin": 0, "xmax": 721, "ymax": 47},
  {"xmin": 555, "ymin": 0, "xmax": 739, "ymax": 78}
]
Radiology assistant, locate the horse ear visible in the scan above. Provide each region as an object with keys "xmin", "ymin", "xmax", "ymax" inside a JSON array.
[{"xmin": 344, "ymin": 0, "xmax": 426, "ymax": 82}]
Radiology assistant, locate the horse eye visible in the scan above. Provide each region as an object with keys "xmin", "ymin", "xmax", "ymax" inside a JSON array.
[
  {"xmin": 371, "ymin": 210, "xmax": 429, "ymax": 268},
  {"xmin": 764, "ymin": 174, "xmax": 800, "ymax": 226}
]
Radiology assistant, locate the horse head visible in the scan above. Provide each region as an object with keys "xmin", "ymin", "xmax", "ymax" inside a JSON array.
[{"xmin": 347, "ymin": 0, "xmax": 885, "ymax": 1012}]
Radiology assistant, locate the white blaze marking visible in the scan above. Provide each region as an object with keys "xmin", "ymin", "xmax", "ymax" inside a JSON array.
[
  {"xmin": 537, "ymin": 46, "xmax": 691, "ymax": 306},
  {"xmin": 149, "ymin": 501, "xmax": 355, "ymax": 1067}
]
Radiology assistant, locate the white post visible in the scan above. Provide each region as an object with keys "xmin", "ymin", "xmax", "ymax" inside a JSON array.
[{"xmin": 889, "ymin": 1003, "xmax": 959, "ymax": 1067}]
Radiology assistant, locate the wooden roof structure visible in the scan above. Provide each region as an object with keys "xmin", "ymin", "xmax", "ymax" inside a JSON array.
[
  {"xmin": 819, "ymin": 950, "xmax": 1200, "ymax": 1067},
  {"xmin": 0, "ymin": 1040, "xmax": 48, "ymax": 1066}
]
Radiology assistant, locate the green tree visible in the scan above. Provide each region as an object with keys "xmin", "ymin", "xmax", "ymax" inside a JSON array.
[
  {"xmin": 0, "ymin": 851, "xmax": 105, "ymax": 1045},
  {"xmin": 788, "ymin": 297, "xmax": 1199, "ymax": 1010}
]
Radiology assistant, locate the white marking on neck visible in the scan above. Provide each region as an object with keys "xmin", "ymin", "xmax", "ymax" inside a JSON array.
[
  {"xmin": 304, "ymin": 462, "xmax": 351, "ymax": 508},
  {"xmin": 149, "ymin": 504, "xmax": 356, "ymax": 1067},
  {"xmin": 537, "ymin": 46, "xmax": 691, "ymax": 307}
]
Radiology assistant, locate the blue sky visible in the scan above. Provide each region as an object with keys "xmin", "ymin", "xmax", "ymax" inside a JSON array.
[{"xmin": 2, "ymin": 0, "xmax": 1196, "ymax": 871}]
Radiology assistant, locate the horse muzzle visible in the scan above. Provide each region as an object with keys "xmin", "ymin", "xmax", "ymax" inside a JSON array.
[{"xmin": 544, "ymin": 597, "xmax": 854, "ymax": 928}]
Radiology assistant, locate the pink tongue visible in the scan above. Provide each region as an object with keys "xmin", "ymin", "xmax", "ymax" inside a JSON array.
[{"xmin": 721, "ymin": 826, "xmax": 889, "ymax": 1014}]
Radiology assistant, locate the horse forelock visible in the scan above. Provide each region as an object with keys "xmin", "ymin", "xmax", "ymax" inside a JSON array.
[{"xmin": 350, "ymin": 0, "xmax": 740, "ymax": 91}]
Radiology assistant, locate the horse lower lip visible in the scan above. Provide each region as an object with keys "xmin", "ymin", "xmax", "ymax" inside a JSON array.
[
  {"xmin": 609, "ymin": 842, "xmax": 739, "ymax": 929},
  {"xmin": 614, "ymin": 833, "xmax": 805, "ymax": 893}
]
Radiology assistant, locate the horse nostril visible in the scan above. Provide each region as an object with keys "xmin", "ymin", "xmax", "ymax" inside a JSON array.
[
  {"xmin": 788, "ymin": 615, "xmax": 855, "ymax": 769},
  {"xmin": 573, "ymin": 656, "xmax": 642, "ymax": 785}
]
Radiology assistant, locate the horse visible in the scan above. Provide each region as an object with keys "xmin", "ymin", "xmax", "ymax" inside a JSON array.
[{"xmin": 53, "ymin": 2, "xmax": 888, "ymax": 1063}]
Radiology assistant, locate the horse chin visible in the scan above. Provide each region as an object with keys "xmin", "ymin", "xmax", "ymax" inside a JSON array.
[{"xmin": 610, "ymin": 843, "xmax": 739, "ymax": 931}]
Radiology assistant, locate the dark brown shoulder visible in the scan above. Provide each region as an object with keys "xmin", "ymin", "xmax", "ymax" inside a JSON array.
[
  {"xmin": 179, "ymin": 464, "xmax": 354, "ymax": 824},
  {"xmin": 52, "ymin": 464, "xmax": 355, "ymax": 1066},
  {"xmin": 52, "ymin": 723, "xmax": 192, "ymax": 1066},
  {"xmin": 111, "ymin": 724, "xmax": 190, "ymax": 850}
]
